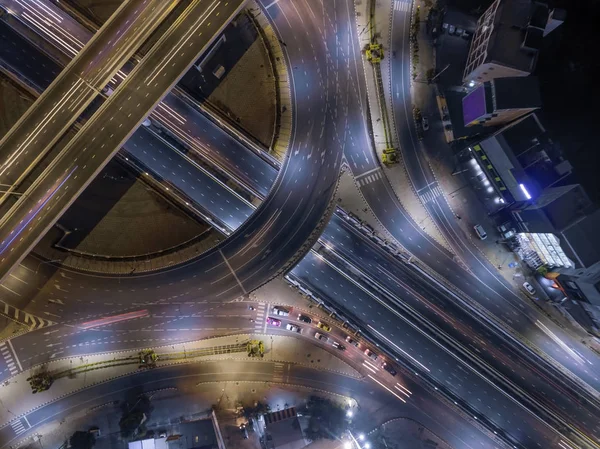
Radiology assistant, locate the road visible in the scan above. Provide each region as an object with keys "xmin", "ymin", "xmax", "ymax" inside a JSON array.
[
  {"xmin": 0, "ymin": 1, "xmax": 596, "ymax": 446},
  {"xmin": 0, "ymin": 0, "xmax": 178, "ymax": 206},
  {"xmin": 0, "ymin": 0, "xmax": 279, "ymax": 199},
  {"xmin": 0, "ymin": 359, "xmax": 501, "ymax": 449},
  {"xmin": 0, "ymin": 0, "xmax": 248, "ymax": 282}
]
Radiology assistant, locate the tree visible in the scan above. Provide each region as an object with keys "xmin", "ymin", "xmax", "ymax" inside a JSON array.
[
  {"xmin": 242, "ymin": 401, "xmax": 271, "ymax": 420},
  {"xmin": 119, "ymin": 394, "xmax": 153, "ymax": 439},
  {"xmin": 302, "ymin": 396, "xmax": 348, "ymax": 441},
  {"xmin": 69, "ymin": 431, "xmax": 96, "ymax": 449}
]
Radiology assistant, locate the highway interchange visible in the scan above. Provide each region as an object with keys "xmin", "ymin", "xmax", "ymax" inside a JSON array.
[{"xmin": 0, "ymin": 1, "xmax": 599, "ymax": 449}]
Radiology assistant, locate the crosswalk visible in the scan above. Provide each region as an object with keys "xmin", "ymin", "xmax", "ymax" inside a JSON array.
[
  {"xmin": 272, "ymin": 362, "xmax": 286, "ymax": 382},
  {"xmin": 255, "ymin": 303, "xmax": 267, "ymax": 334},
  {"xmin": 0, "ymin": 340, "xmax": 22, "ymax": 376},
  {"xmin": 357, "ymin": 170, "xmax": 383, "ymax": 187},
  {"xmin": 10, "ymin": 417, "xmax": 30, "ymax": 435},
  {"xmin": 394, "ymin": 0, "xmax": 411, "ymax": 12},
  {"xmin": 420, "ymin": 185, "xmax": 444, "ymax": 205}
]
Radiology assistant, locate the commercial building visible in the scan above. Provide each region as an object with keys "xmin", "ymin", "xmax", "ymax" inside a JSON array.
[
  {"xmin": 463, "ymin": 0, "xmax": 564, "ymax": 85},
  {"xmin": 466, "ymin": 113, "xmax": 571, "ymax": 212},
  {"xmin": 462, "ymin": 76, "xmax": 541, "ymax": 127}
]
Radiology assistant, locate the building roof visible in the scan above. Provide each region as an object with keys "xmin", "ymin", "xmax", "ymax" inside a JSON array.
[
  {"xmin": 492, "ymin": 76, "xmax": 542, "ymax": 111},
  {"xmin": 485, "ymin": 0, "xmax": 545, "ymax": 73},
  {"xmin": 561, "ymin": 209, "xmax": 600, "ymax": 268},
  {"xmin": 265, "ymin": 408, "xmax": 306, "ymax": 449}
]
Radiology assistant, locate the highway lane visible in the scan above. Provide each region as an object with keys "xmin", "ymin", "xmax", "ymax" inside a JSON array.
[
  {"xmin": 2, "ymin": 2, "xmax": 596, "ymax": 444},
  {"xmin": 291, "ymin": 250, "xmax": 575, "ymax": 449},
  {"xmin": 0, "ymin": 20, "xmax": 255, "ymax": 233},
  {"xmin": 14, "ymin": 0, "xmax": 599, "ymax": 407},
  {"xmin": 0, "ymin": 0, "xmax": 179, "ymax": 206},
  {"xmin": 318, "ymin": 214, "xmax": 600, "ymax": 440},
  {"xmin": 0, "ymin": 0, "xmax": 278, "ymax": 199},
  {"xmin": 0, "ymin": 0, "xmax": 250, "ymax": 282},
  {"xmin": 385, "ymin": 2, "xmax": 600, "ymax": 398},
  {"xmin": 0, "ymin": 360, "xmax": 501, "ymax": 449}
]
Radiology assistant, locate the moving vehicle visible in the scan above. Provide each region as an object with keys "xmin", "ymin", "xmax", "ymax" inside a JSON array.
[
  {"xmin": 286, "ymin": 324, "xmax": 301, "ymax": 333},
  {"xmin": 473, "ymin": 224, "xmax": 487, "ymax": 240},
  {"xmin": 421, "ymin": 116, "xmax": 429, "ymax": 131},
  {"xmin": 523, "ymin": 282, "xmax": 536, "ymax": 297},
  {"xmin": 364, "ymin": 349, "xmax": 378, "ymax": 361},
  {"xmin": 314, "ymin": 332, "xmax": 328, "ymax": 341},
  {"xmin": 272, "ymin": 307, "xmax": 290, "ymax": 316},
  {"xmin": 382, "ymin": 362, "xmax": 397, "ymax": 376},
  {"xmin": 240, "ymin": 424, "xmax": 248, "ymax": 439},
  {"xmin": 298, "ymin": 314, "xmax": 312, "ymax": 324},
  {"xmin": 317, "ymin": 321, "xmax": 331, "ymax": 332},
  {"xmin": 266, "ymin": 317, "xmax": 281, "ymax": 327},
  {"xmin": 332, "ymin": 341, "xmax": 346, "ymax": 351},
  {"xmin": 346, "ymin": 336, "xmax": 360, "ymax": 347}
]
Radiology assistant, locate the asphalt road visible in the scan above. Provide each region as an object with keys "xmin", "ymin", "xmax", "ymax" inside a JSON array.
[
  {"xmin": 316, "ymin": 213, "xmax": 600, "ymax": 441},
  {"xmin": 0, "ymin": 0, "xmax": 278, "ymax": 199},
  {"xmin": 0, "ymin": 0, "xmax": 177, "ymax": 208},
  {"xmin": 0, "ymin": 360, "xmax": 501, "ymax": 449},
  {"xmin": 2, "ymin": 3, "xmax": 596, "ymax": 448},
  {"xmin": 0, "ymin": 0, "xmax": 247, "ymax": 282}
]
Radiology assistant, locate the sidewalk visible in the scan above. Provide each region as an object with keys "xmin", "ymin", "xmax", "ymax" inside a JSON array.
[{"xmin": 354, "ymin": 0, "xmax": 452, "ymax": 254}]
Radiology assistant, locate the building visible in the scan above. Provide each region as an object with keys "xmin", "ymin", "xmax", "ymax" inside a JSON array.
[
  {"xmin": 552, "ymin": 260, "xmax": 600, "ymax": 337},
  {"xmin": 466, "ymin": 113, "xmax": 571, "ymax": 212},
  {"xmin": 510, "ymin": 184, "xmax": 595, "ymax": 269},
  {"xmin": 264, "ymin": 407, "xmax": 307, "ymax": 449},
  {"xmin": 462, "ymin": 76, "xmax": 541, "ymax": 127},
  {"xmin": 463, "ymin": 0, "xmax": 564, "ymax": 85}
]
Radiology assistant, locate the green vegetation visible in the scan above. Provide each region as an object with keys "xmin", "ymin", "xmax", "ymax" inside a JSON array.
[
  {"xmin": 69, "ymin": 431, "xmax": 96, "ymax": 449},
  {"xmin": 119, "ymin": 395, "xmax": 153, "ymax": 439},
  {"xmin": 242, "ymin": 401, "xmax": 271, "ymax": 420},
  {"xmin": 302, "ymin": 396, "xmax": 349, "ymax": 441}
]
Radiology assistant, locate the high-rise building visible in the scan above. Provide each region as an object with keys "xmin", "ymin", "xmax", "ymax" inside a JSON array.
[
  {"xmin": 463, "ymin": 0, "xmax": 565, "ymax": 85},
  {"xmin": 462, "ymin": 76, "xmax": 541, "ymax": 127}
]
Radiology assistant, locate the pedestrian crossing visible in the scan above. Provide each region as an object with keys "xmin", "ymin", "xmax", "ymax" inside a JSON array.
[
  {"xmin": 0, "ymin": 341, "xmax": 21, "ymax": 376},
  {"xmin": 255, "ymin": 303, "xmax": 267, "ymax": 333},
  {"xmin": 272, "ymin": 362, "xmax": 286, "ymax": 382},
  {"xmin": 10, "ymin": 417, "xmax": 30, "ymax": 436},
  {"xmin": 420, "ymin": 185, "xmax": 444, "ymax": 204},
  {"xmin": 394, "ymin": 0, "xmax": 411, "ymax": 12},
  {"xmin": 357, "ymin": 170, "xmax": 383, "ymax": 187}
]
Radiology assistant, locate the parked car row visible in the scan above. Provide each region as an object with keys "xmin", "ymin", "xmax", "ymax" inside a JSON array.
[{"xmin": 442, "ymin": 23, "xmax": 472, "ymax": 39}]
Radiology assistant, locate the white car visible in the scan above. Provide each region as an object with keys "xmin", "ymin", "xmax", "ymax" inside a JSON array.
[
  {"xmin": 272, "ymin": 306, "xmax": 290, "ymax": 316},
  {"xmin": 286, "ymin": 323, "xmax": 301, "ymax": 333},
  {"xmin": 473, "ymin": 224, "xmax": 487, "ymax": 240},
  {"xmin": 523, "ymin": 282, "xmax": 536, "ymax": 297},
  {"xmin": 421, "ymin": 116, "xmax": 429, "ymax": 131}
]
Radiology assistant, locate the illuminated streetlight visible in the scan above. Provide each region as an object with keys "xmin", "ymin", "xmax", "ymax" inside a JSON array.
[
  {"xmin": 358, "ymin": 434, "xmax": 365, "ymax": 441},
  {"xmin": 346, "ymin": 410, "xmax": 353, "ymax": 418}
]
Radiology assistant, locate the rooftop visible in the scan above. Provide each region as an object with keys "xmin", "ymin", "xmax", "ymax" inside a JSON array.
[{"xmin": 493, "ymin": 76, "xmax": 542, "ymax": 110}]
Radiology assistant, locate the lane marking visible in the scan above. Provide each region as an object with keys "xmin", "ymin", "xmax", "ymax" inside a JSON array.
[
  {"xmin": 219, "ymin": 250, "xmax": 247, "ymax": 294},
  {"xmin": 6, "ymin": 339, "xmax": 23, "ymax": 371}
]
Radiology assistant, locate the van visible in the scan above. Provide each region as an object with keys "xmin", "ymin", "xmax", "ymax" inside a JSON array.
[{"xmin": 473, "ymin": 224, "xmax": 487, "ymax": 240}]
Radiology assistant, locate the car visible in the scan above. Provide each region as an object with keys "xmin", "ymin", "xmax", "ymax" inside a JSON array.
[
  {"xmin": 456, "ymin": 27, "xmax": 464, "ymax": 36},
  {"xmin": 240, "ymin": 424, "xmax": 248, "ymax": 439},
  {"xmin": 473, "ymin": 224, "xmax": 487, "ymax": 240},
  {"xmin": 272, "ymin": 306, "xmax": 290, "ymax": 316},
  {"xmin": 286, "ymin": 323, "xmax": 301, "ymax": 333},
  {"xmin": 317, "ymin": 321, "xmax": 331, "ymax": 332},
  {"xmin": 364, "ymin": 348, "xmax": 378, "ymax": 361},
  {"xmin": 448, "ymin": 24, "xmax": 456, "ymax": 35},
  {"xmin": 346, "ymin": 336, "xmax": 360, "ymax": 347},
  {"xmin": 314, "ymin": 332, "xmax": 328, "ymax": 341},
  {"xmin": 266, "ymin": 317, "xmax": 281, "ymax": 327},
  {"xmin": 421, "ymin": 116, "xmax": 429, "ymax": 131},
  {"xmin": 442, "ymin": 22, "xmax": 449, "ymax": 31},
  {"xmin": 382, "ymin": 362, "xmax": 397, "ymax": 376},
  {"xmin": 332, "ymin": 341, "xmax": 346, "ymax": 351},
  {"xmin": 523, "ymin": 282, "xmax": 536, "ymax": 297},
  {"xmin": 298, "ymin": 314, "xmax": 312, "ymax": 324}
]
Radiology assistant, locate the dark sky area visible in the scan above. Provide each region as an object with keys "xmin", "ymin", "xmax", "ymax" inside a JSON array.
[{"xmin": 448, "ymin": 0, "xmax": 600, "ymax": 206}]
